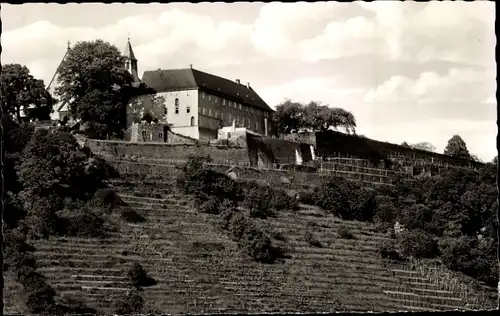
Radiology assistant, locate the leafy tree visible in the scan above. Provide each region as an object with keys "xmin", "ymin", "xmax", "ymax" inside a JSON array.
[
  {"xmin": 272, "ymin": 99, "xmax": 304, "ymax": 134},
  {"xmin": 444, "ymin": 134, "xmax": 471, "ymax": 160},
  {"xmin": 410, "ymin": 142, "xmax": 436, "ymax": 152},
  {"xmin": 17, "ymin": 129, "xmax": 87, "ymax": 198},
  {"xmin": 271, "ymin": 99, "xmax": 356, "ymax": 134},
  {"xmin": 1, "ymin": 63, "xmax": 54, "ymax": 122},
  {"xmin": 55, "ymin": 40, "xmax": 134, "ymax": 138}
]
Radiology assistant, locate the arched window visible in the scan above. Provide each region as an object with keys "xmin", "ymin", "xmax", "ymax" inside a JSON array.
[
  {"xmin": 190, "ymin": 116, "xmax": 195, "ymax": 126},
  {"xmin": 175, "ymin": 98, "xmax": 179, "ymax": 114},
  {"xmin": 186, "ymin": 104, "xmax": 191, "ymax": 113}
]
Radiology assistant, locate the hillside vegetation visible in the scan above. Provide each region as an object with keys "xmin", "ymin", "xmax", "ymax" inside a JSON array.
[{"xmin": 3, "ymin": 120, "xmax": 497, "ymax": 314}]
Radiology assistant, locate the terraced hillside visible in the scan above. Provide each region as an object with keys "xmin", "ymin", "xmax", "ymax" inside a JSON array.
[{"xmin": 27, "ymin": 181, "xmax": 496, "ymax": 314}]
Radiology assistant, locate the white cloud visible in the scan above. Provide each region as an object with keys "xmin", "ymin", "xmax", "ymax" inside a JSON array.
[{"xmin": 364, "ymin": 67, "xmax": 496, "ymax": 105}]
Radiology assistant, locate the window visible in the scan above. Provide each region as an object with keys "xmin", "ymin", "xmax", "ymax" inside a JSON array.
[
  {"xmin": 238, "ymin": 103, "xmax": 242, "ymax": 110},
  {"xmin": 150, "ymin": 133, "xmax": 153, "ymax": 141},
  {"xmin": 222, "ymin": 99, "xmax": 226, "ymax": 106},
  {"xmin": 209, "ymin": 109, "xmax": 212, "ymax": 117},
  {"xmin": 245, "ymin": 106, "xmax": 248, "ymax": 112},
  {"xmin": 175, "ymin": 98, "xmax": 179, "ymax": 114},
  {"xmin": 141, "ymin": 130, "xmax": 147, "ymax": 139},
  {"xmin": 201, "ymin": 92, "xmax": 205, "ymax": 99},
  {"xmin": 187, "ymin": 105, "xmax": 190, "ymax": 113},
  {"xmin": 159, "ymin": 132, "xmax": 163, "ymax": 140},
  {"xmin": 208, "ymin": 95, "xmax": 212, "ymax": 101},
  {"xmin": 220, "ymin": 113, "xmax": 224, "ymax": 120},
  {"xmin": 202, "ymin": 107, "xmax": 206, "ymax": 115},
  {"xmin": 164, "ymin": 106, "xmax": 167, "ymax": 116},
  {"xmin": 214, "ymin": 97, "xmax": 218, "ymax": 103},
  {"xmin": 228, "ymin": 113, "xmax": 232, "ymax": 123},
  {"xmin": 190, "ymin": 116, "xmax": 195, "ymax": 126},
  {"xmin": 255, "ymin": 121, "xmax": 259, "ymax": 130},
  {"xmin": 227, "ymin": 132, "xmax": 231, "ymax": 139},
  {"xmin": 247, "ymin": 118, "xmax": 250, "ymax": 127}
]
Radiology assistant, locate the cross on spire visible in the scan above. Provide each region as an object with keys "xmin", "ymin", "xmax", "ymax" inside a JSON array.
[{"xmin": 67, "ymin": 40, "xmax": 71, "ymax": 50}]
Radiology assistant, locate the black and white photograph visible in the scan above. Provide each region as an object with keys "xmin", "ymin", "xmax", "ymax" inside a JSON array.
[{"xmin": 1, "ymin": 1, "xmax": 498, "ymax": 314}]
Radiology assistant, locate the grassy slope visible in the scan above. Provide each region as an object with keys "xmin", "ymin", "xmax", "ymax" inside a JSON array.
[{"xmin": 19, "ymin": 181, "xmax": 494, "ymax": 314}]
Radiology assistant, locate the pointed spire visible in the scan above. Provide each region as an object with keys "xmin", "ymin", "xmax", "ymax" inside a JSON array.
[{"xmin": 123, "ymin": 36, "xmax": 137, "ymax": 61}]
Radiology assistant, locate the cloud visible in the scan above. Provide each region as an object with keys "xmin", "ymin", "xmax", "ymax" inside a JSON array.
[{"xmin": 364, "ymin": 67, "xmax": 496, "ymax": 124}]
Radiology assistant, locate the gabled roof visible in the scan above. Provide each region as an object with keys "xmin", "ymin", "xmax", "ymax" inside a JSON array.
[{"xmin": 141, "ymin": 68, "xmax": 273, "ymax": 112}]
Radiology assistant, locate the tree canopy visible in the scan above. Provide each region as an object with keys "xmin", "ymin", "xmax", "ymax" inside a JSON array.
[
  {"xmin": 272, "ymin": 100, "xmax": 356, "ymax": 135},
  {"xmin": 1, "ymin": 64, "xmax": 54, "ymax": 122},
  {"xmin": 55, "ymin": 40, "xmax": 134, "ymax": 139},
  {"xmin": 410, "ymin": 142, "xmax": 436, "ymax": 152},
  {"xmin": 444, "ymin": 135, "xmax": 471, "ymax": 160}
]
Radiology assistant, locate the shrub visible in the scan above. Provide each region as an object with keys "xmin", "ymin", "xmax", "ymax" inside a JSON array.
[
  {"xmin": 378, "ymin": 240, "xmax": 402, "ymax": 261},
  {"xmin": 91, "ymin": 188, "xmax": 127, "ymax": 214},
  {"xmin": 314, "ymin": 177, "xmax": 353, "ymax": 219},
  {"xmin": 114, "ymin": 290, "xmax": 144, "ymax": 315},
  {"xmin": 120, "ymin": 208, "xmax": 146, "ymax": 223},
  {"xmin": 228, "ymin": 212, "xmax": 250, "ymax": 241},
  {"xmin": 199, "ymin": 196, "xmax": 222, "ymax": 215},
  {"xmin": 398, "ymin": 229, "xmax": 439, "ymax": 259},
  {"xmin": 338, "ymin": 226, "xmax": 355, "ymax": 239},
  {"xmin": 351, "ymin": 187, "xmax": 378, "ymax": 222},
  {"xmin": 297, "ymin": 190, "xmax": 316, "ymax": 205},
  {"xmin": 55, "ymin": 208, "xmax": 107, "ymax": 238},
  {"xmin": 304, "ymin": 230, "xmax": 322, "ymax": 247},
  {"xmin": 239, "ymin": 223, "xmax": 275, "ymax": 263},
  {"xmin": 127, "ymin": 263, "xmax": 156, "ymax": 289}
]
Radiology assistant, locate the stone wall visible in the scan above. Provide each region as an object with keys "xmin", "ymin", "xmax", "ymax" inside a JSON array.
[{"xmin": 87, "ymin": 139, "xmax": 250, "ymax": 163}]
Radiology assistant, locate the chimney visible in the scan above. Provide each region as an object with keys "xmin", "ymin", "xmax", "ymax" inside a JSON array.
[
  {"xmin": 246, "ymin": 82, "xmax": 251, "ymax": 89},
  {"xmin": 189, "ymin": 64, "xmax": 193, "ymax": 69},
  {"xmin": 235, "ymin": 79, "xmax": 240, "ymax": 84}
]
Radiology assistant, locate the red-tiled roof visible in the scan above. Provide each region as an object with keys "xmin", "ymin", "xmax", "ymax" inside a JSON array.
[{"xmin": 141, "ymin": 68, "xmax": 273, "ymax": 112}]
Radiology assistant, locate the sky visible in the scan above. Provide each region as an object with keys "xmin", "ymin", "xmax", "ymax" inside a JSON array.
[{"xmin": 2, "ymin": 2, "xmax": 497, "ymax": 161}]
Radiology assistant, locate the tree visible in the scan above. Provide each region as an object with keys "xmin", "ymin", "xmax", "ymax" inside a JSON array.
[
  {"xmin": 272, "ymin": 99, "xmax": 304, "ymax": 134},
  {"xmin": 1, "ymin": 64, "xmax": 54, "ymax": 122},
  {"xmin": 444, "ymin": 135, "xmax": 471, "ymax": 160},
  {"xmin": 272, "ymin": 99, "xmax": 357, "ymax": 134},
  {"xmin": 410, "ymin": 142, "xmax": 436, "ymax": 152},
  {"xmin": 55, "ymin": 40, "xmax": 134, "ymax": 139},
  {"xmin": 401, "ymin": 142, "xmax": 410, "ymax": 148}
]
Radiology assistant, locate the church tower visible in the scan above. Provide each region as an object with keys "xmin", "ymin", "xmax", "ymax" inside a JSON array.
[{"xmin": 123, "ymin": 37, "xmax": 140, "ymax": 83}]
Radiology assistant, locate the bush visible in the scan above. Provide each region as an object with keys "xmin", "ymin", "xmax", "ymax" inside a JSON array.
[
  {"xmin": 378, "ymin": 240, "xmax": 402, "ymax": 261},
  {"xmin": 304, "ymin": 230, "xmax": 322, "ymax": 247},
  {"xmin": 313, "ymin": 177, "xmax": 353, "ymax": 219},
  {"xmin": 399, "ymin": 229, "xmax": 439, "ymax": 259},
  {"xmin": 127, "ymin": 263, "xmax": 156, "ymax": 289},
  {"xmin": 120, "ymin": 208, "xmax": 146, "ymax": 223},
  {"xmin": 228, "ymin": 213, "xmax": 250, "ymax": 241},
  {"xmin": 91, "ymin": 188, "xmax": 127, "ymax": 214},
  {"xmin": 114, "ymin": 290, "xmax": 144, "ymax": 315},
  {"xmin": 55, "ymin": 209, "xmax": 107, "ymax": 238},
  {"xmin": 239, "ymin": 223, "xmax": 276, "ymax": 263},
  {"xmin": 338, "ymin": 226, "xmax": 355, "ymax": 239},
  {"xmin": 297, "ymin": 190, "xmax": 316, "ymax": 205},
  {"xmin": 198, "ymin": 196, "xmax": 222, "ymax": 215}
]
